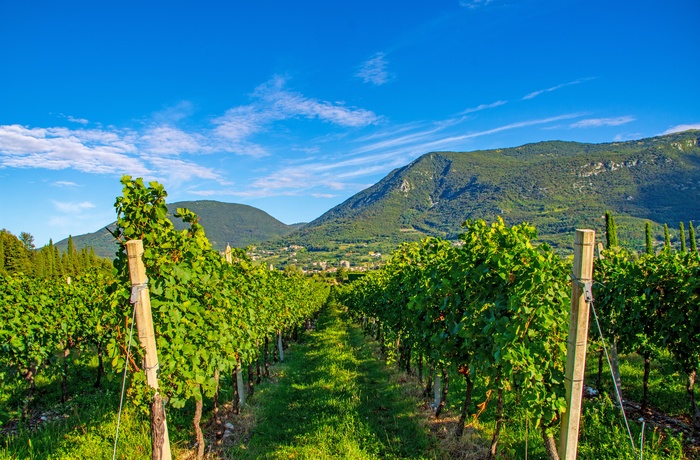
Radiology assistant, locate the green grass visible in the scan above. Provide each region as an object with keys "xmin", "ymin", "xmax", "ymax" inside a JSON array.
[
  {"xmin": 0, "ymin": 312, "xmax": 691, "ymax": 460},
  {"xmin": 585, "ymin": 348, "xmax": 698, "ymax": 418},
  {"xmin": 0, "ymin": 351, "xmax": 216, "ymax": 459},
  {"xmin": 231, "ymin": 306, "xmax": 438, "ymax": 459},
  {"xmin": 400, "ymin": 343, "xmax": 687, "ymax": 459},
  {"xmin": 0, "ymin": 380, "xmax": 153, "ymax": 460}
]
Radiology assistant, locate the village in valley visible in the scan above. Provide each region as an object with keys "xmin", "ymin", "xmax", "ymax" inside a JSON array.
[{"xmin": 246, "ymin": 243, "xmax": 387, "ymax": 275}]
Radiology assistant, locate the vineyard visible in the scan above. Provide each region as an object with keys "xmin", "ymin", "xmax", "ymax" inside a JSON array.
[
  {"xmin": 0, "ymin": 177, "xmax": 329, "ymax": 459},
  {"xmin": 336, "ymin": 218, "xmax": 699, "ymax": 459},
  {"xmin": 1, "ymin": 177, "xmax": 699, "ymax": 459}
]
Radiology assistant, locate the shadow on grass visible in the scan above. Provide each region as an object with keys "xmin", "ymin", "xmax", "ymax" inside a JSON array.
[
  {"xmin": 232, "ymin": 306, "xmax": 436, "ymax": 459},
  {"xmin": 0, "ymin": 354, "xmax": 154, "ymax": 460}
]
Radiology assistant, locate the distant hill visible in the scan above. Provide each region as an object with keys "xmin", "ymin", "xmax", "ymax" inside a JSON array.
[
  {"xmin": 57, "ymin": 131, "xmax": 700, "ymax": 259},
  {"xmin": 56, "ymin": 201, "xmax": 297, "ymax": 258},
  {"xmin": 288, "ymin": 130, "xmax": 700, "ymax": 252}
]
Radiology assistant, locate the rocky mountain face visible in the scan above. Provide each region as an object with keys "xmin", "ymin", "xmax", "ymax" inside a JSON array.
[{"xmin": 290, "ymin": 130, "xmax": 700, "ymax": 251}]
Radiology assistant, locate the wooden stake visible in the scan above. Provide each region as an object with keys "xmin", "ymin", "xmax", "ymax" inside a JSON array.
[
  {"xmin": 225, "ymin": 243, "xmax": 232, "ymax": 264},
  {"xmin": 558, "ymin": 229, "xmax": 595, "ymax": 460},
  {"xmin": 125, "ymin": 240, "xmax": 172, "ymax": 460},
  {"xmin": 277, "ymin": 331, "xmax": 285, "ymax": 362},
  {"xmin": 235, "ymin": 359, "xmax": 246, "ymax": 409}
]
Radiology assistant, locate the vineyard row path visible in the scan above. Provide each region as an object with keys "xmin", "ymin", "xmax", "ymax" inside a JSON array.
[{"xmin": 234, "ymin": 305, "xmax": 439, "ymax": 460}]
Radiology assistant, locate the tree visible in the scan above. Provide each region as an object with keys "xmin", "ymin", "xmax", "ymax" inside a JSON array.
[
  {"xmin": 605, "ymin": 211, "xmax": 618, "ymax": 249},
  {"xmin": 690, "ymin": 222, "xmax": 697, "ymax": 253},
  {"xmin": 645, "ymin": 222, "xmax": 654, "ymax": 255},
  {"xmin": 336, "ymin": 266, "xmax": 348, "ymax": 283},
  {"xmin": 1, "ymin": 230, "xmax": 33, "ymax": 275},
  {"xmin": 47, "ymin": 240, "xmax": 57, "ymax": 277},
  {"xmin": 0, "ymin": 233, "xmax": 5, "ymax": 274},
  {"xmin": 283, "ymin": 264, "xmax": 303, "ymax": 277},
  {"xmin": 664, "ymin": 224, "xmax": 671, "ymax": 251},
  {"xmin": 19, "ymin": 232, "xmax": 35, "ymax": 251},
  {"xmin": 680, "ymin": 222, "xmax": 687, "ymax": 253},
  {"xmin": 53, "ymin": 243, "xmax": 63, "ymax": 277},
  {"xmin": 63, "ymin": 236, "xmax": 78, "ymax": 277}
]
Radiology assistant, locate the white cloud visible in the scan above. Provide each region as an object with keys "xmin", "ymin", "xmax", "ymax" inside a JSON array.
[
  {"xmin": 352, "ymin": 124, "xmax": 450, "ymax": 155},
  {"xmin": 0, "ymin": 124, "xmax": 149, "ymax": 175},
  {"xmin": 569, "ymin": 116, "xmax": 635, "ymax": 128},
  {"xmin": 212, "ymin": 76, "xmax": 379, "ymax": 158},
  {"xmin": 141, "ymin": 125, "xmax": 205, "ymax": 156},
  {"xmin": 152, "ymin": 101, "xmax": 195, "ymax": 123},
  {"xmin": 459, "ymin": 100, "xmax": 507, "ymax": 115},
  {"xmin": 356, "ymin": 53, "xmax": 391, "ymax": 86},
  {"xmin": 145, "ymin": 156, "xmax": 224, "ymax": 183},
  {"xmin": 522, "ymin": 78, "xmax": 594, "ymax": 100},
  {"xmin": 213, "ymin": 105, "xmax": 271, "ymax": 143},
  {"xmin": 0, "ymin": 75, "xmax": 381, "ymax": 197},
  {"xmin": 52, "ymin": 200, "xmax": 96, "ymax": 213},
  {"xmin": 459, "ymin": 0, "xmax": 493, "ymax": 8},
  {"xmin": 254, "ymin": 76, "xmax": 380, "ymax": 127},
  {"xmin": 66, "ymin": 115, "xmax": 89, "ymax": 125},
  {"xmin": 663, "ymin": 123, "xmax": 700, "ymax": 135},
  {"xmin": 51, "ymin": 180, "xmax": 80, "ymax": 187},
  {"xmin": 419, "ymin": 113, "xmax": 586, "ymax": 150}
]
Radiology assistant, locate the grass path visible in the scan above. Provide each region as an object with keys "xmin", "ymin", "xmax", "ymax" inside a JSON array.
[{"xmin": 232, "ymin": 306, "xmax": 438, "ymax": 459}]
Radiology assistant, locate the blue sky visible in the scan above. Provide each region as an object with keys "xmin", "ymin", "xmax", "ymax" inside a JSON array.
[{"xmin": 1, "ymin": 0, "xmax": 699, "ymax": 246}]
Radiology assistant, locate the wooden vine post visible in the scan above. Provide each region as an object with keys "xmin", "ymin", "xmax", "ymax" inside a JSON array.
[
  {"xmin": 558, "ymin": 229, "xmax": 595, "ymax": 459},
  {"xmin": 125, "ymin": 240, "xmax": 172, "ymax": 460}
]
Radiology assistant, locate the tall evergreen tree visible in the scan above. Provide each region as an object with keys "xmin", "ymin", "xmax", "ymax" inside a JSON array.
[
  {"xmin": 0, "ymin": 232, "xmax": 5, "ymax": 274},
  {"xmin": 645, "ymin": 222, "xmax": 654, "ymax": 255},
  {"xmin": 679, "ymin": 222, "xmax": 687, "ymax": 253},
  {"xmin": 53, "ymin": 243, "xmax": 63, "ymax": 277},
  {"xmin": 664, "ymin": 223, "xmax": 671, "ymax": 251},
  {"xmin": 605, "ymin": 210, "xmax": 619, "ymax": 249},
  {"xmin": 691, "ymin": 222, "xmax": 698, "ymax": 253},
  {"xmin": 46, "ymin": 240, "xmax": 56, "ymax": 277},
  {"xmin": 63, "ymin": 235, "xmax": 78, "ymax": 277},
  {"xmin": 34, "ymin": 250, "xmax": 47, "ymax": 278},
  {"xmin": 1, "ymin": 230, "xmax": 33, "ymax": 274}
]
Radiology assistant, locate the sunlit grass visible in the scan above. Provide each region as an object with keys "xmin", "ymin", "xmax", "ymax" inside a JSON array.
[
  {"xmin": 0, "ymin": 312, "xmax": 691, "ymax": 460},
  {"xmin": 231, "ymin": 305, "xmax": 438, "ymax": 459}
]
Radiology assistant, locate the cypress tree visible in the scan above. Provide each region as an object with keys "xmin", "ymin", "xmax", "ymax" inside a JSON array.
[
  {"xmin": 89, "ymin": 247, "xmax": 96, "ymax": 266},
  {"xmin": 691, "ymin": 222, "xmax": 698, "ymax": 253},
  {"xmin": 35, "ymin": 250, "xmax": 46, "ymax": 278},
  {"xmin": 64, "ymin": 236, "xmax": 78, "ymax": 276},
  {"xmin": 47, "ymin": 240, "xmax": 56, "ymax": 277},
  {"xmin": 0, "ymin": 232, "xmax": 5, "ymax": 274},
  {"xmin": 80, "ymin": 247, "xmax": 89, "ymax": 272},
  {"xmin": 605, "ymin": 210, "xmax": 619, "ymax": 249},
  {"xmin": 664, "ymin": 224, "xmax": 671, "ymax": 251},
  {"xmin": 679, "ymin": 222, "xmax": 687, "ymax": 253},
  {"xmin": 53, "ymin": 243, "xmax": 63, "ymax": 277},
  {"xmin": 645, "ymin": 222, "xmax": 654, "ymax": 255}
]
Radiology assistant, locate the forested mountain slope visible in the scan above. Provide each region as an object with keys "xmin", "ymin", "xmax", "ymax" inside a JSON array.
[
  {"xmin": 290, "ymin": 130, "xmax": 700, "ymax": 251},
  {"xmin": 56, "ymin": 201, "xmax": 297, "ymax": 258}
]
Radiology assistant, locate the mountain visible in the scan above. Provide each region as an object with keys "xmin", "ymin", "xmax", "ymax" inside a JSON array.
[
  {"xmin": 289, "ymin": 130, "xmax": 700, "ymax": 252},
  {"xmin": 57, "ymin": 131, "xmax": 700, "ymax": 260},
  {"xmin": 56, "ymin": 201, "xmax": 298, "ymax": 258}
]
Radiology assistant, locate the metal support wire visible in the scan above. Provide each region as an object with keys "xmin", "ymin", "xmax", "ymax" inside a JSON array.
[
  {"xmin": 578, "ymin": 275, "xmax": 637, "ymax": 455},
  {"xmin": 112, "ymin": 300, "xmax": 138, "ymax": 460}
]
